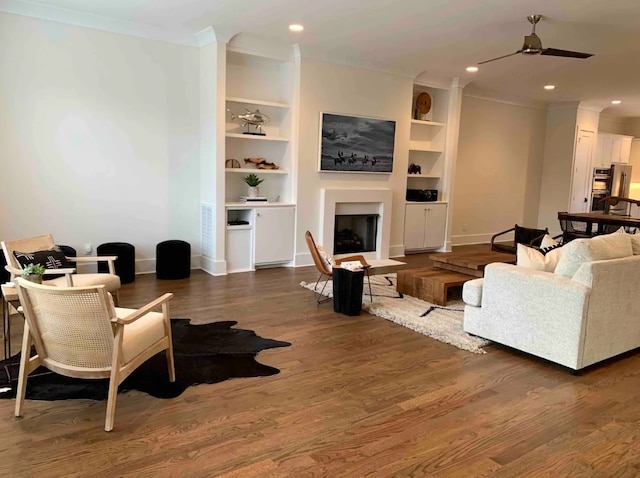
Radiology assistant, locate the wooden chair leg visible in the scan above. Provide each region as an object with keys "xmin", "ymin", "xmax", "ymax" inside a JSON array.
[
  {"xmin": 15, "ymin": 325, "xmax": 33, "ymax": 418},
  {"xmin": 105, "ymin": 367, "xmax": 119, "ymax": 432},
  {"xmin": 166, "ymin": 346, "xmax": 176, "ymax": 383}
]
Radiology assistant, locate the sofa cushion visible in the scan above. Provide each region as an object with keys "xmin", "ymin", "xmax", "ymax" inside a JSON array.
[
  {"xmin": 462, "ymin": 278, "xmax": 483, "ymax": 307},
  {"xmin": 554, "ymin": 232, "xmax": 633, "ymax": 278},
  {"xmin": 517, "ymin": 243, "xmax": 564, "ymax": 272}
]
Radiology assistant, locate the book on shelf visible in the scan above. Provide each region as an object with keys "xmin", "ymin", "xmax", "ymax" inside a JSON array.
[{"xmin": 240, "ymin": 196, "xmax": 268, "ymax": 202}]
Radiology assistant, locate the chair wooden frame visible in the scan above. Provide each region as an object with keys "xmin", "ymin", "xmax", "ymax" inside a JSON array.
[
  {"xmin": 490, "ymin": 226, "xmax": 549, "ymax": 254},
  {"xmin": 14, "ymin": 279, "xmax": 175, "ymax": 431},
  {"xmin": 305, "ymin": 231, "xmax": 373, "ymax": 304},
  {"xmin": 2, "ymin": 234, "xmax": 121, "ymax": 305}
]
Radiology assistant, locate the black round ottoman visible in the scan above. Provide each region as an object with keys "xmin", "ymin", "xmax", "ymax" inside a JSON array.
[
  {"xmin": 156, "ymin": 240, "xmax": 191, "ymax": 280},
  {"xmin": 97, "ymin": 242, "xmax": 136, "ymax": 284}
]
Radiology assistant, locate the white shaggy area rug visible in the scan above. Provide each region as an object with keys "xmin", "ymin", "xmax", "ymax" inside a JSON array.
[{"xmin": 301, "ymin": 272, "xmax": 489, "ymax": 354}]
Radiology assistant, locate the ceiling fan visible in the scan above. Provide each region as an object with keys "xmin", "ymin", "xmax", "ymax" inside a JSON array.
[{"xmin": 478, "ymin": 14, "xmax": 594, "ymax": 65}]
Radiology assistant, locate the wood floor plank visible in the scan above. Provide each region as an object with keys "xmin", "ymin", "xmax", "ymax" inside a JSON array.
[{"xmin": 1, "ymin": 245, "xmax": 639, "ymax": 476}]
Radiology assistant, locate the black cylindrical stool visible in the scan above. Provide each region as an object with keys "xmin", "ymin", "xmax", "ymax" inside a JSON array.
[
  {"xmin": 156, "ymin": 240, "xmax": 191, "ymax": 280},
  {"xmin": 97, "ymin": 242, "xmax": 136, "ymax": 284}
]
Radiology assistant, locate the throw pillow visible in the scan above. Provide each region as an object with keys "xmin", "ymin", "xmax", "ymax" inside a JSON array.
[
  {"xmin": 13, "ymin": 247, "xmax": 71, "ymax": 272},
  {"xmin": 554, "ymin": 232, "xmax": 633, "ymax": 278},
  {"xmin": 517, "ymin": 243, "xmax": 564, "ymax": 272},
  {"xmin": 615, "ymin": 226, "xmax": 640, "ymax": 255},
  {"xmin": 316, "ymin": 245, "xmax": 334, "ymax": 271}
]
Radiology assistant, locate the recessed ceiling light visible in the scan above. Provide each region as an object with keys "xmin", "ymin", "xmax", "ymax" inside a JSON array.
[
  {"xmin": 289, "ymin": 24, "xmax": 304, "ymax": 32},
  {"xmin": 466, "ymin": 66, "xmax": 478, "ymax": 73},
  {"xmin": 611, "ymin": 100, "xmax": 622, "ymax": 105},
  {"xmin": 544, "ymin": 85, "xmax": 556, "ymax": 90}
]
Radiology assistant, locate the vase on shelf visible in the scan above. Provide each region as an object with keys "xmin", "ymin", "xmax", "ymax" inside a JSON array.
[{"xmin": 248, "ymin": 186, "xmax": 259, "ymax": 198}]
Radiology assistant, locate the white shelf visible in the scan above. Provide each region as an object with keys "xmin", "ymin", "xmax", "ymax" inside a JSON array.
[
  {"xmin": 226, "ymin": 97, "xmax": 289, "ymax": 109},
  {"xmin": 225, "ymin": 168, "xmax": 288, "ymax": 174},
  {"xmin": 226, "ymin": 133, "xmax": 289, "ymax": 142},
  {"xmin": 226, "ymin": 202, "xmax": 296, "ymax": 208},
  {"xmin": 226, "ymin": 224, "xmax": 252, "ymax": 230},
  {"xmin": 409, "ymin": 140, "xmax": 442, "ymax": 152},
  {"xmin": 407, "ymin": 174, "xmax": 441, "ymax": 179},
  {"xmin": 411, "ymin": 119, "xmax": 445, "ymax": 127}
]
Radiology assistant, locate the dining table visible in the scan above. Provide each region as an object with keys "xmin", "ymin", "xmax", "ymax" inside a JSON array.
[{"xmin": 558, "ymin": 211, "xmax": 640, "ymax": 235}]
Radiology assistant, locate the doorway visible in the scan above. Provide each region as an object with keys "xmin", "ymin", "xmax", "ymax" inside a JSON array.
[{"xmin": 570, "ymin": 130, "xmax": 594, "ymax": 213}]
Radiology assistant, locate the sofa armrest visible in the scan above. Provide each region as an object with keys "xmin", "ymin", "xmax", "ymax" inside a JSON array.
[{"xmin": 465, "ymin": 263, "xmax": 591, "ymax": 369}]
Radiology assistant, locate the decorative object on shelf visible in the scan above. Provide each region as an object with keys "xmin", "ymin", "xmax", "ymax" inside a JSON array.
[
  {"xmin": 319, "ymin": 113, "xmax": 396, "ymax": 174},
  {"xmin": 408, "ymin": 163, "xmax": 422, "ymax": 174},
  {"xmin": 414, "ymin": 92, "xmax": 432, "ymax": 120},
  {"xmin": 244, "ymin": 157, "xmax": 279, "ymax": 170},
  {"xmin": 243, "ymin": 173, "xmax": 264, "ymax": 198},
  {"xmin": 227, "ymin": 108, "xmax": 270, "ymax": 136},
  {"xmin": 225, "ymin": 159, "xmax": 241, "ymax": 168},
  {"xmin": 21, "ymin": 263, "xmax": 45, "ymax": 284}
]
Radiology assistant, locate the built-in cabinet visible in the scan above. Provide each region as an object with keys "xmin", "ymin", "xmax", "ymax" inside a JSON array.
[
  {"xmin": 593, "ymin": 132, "xmax": 634, "ymax": 168},
  {"xmin": 404, "ymin": 202, "xmax": 447, "ymax": 251},
  {"xmin": 226, "ymin": 204, "xmax": 295, "ymax": 273},
  {"xmin": 404, "ymin": 84, "xmax": 450, "ymax": 252},
  {"xmin": 221, "ymin": 47, "xmax": 297, "ymax": 273}
]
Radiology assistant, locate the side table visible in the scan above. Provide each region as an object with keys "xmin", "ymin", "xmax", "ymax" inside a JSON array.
[{"xmin": 332, "ymin": 268, "xmax": 364, "ymax": 316}]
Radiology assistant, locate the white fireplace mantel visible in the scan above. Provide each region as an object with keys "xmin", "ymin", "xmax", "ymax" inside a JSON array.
[{"xmin": 320, "ymin": 188, "xmax": 393, "ymax": 260}]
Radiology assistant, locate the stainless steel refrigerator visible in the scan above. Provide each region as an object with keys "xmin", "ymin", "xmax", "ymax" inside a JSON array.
[{"xmin": 609, "ymin": 163, "xmax": 633, "ymax": 215}]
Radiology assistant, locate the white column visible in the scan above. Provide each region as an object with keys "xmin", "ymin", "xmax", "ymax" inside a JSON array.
[{"xmin": 197, "ymin": 28, "xmax": 228, "ymax": 275}]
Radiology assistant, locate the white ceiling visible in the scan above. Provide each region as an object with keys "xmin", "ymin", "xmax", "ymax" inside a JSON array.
[{"xmin": 3, "ymin": 0, "xmax": 640, "ymax": 116}]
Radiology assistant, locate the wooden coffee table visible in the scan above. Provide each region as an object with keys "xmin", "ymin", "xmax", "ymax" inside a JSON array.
[
  {"xmin": 397, "ymin": 250, "xmax": 516, "ymax": 305},
  {"xmin": 396, "ymin": 268, "xmax": 475, "ymax": 306},
  {"xmin": 428, "ymin": 250, "xmax": 516, "ymax": 278}
]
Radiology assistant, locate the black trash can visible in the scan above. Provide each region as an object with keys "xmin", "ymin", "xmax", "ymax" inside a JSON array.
[
  {"xmin": 97, "ymin": 242, "xmax": 136, "ymax": 284},
  {"xmin": 156, "ymin": 240, "xmax": 191, "ymax": 280},
  {"xmin": 332, "ymin": 268, "xmax": 364, "ymax": 316}
]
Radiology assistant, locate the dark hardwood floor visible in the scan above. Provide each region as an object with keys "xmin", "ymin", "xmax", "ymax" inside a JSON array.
[{"xmin": 1, "ymin": 246, "xmax": 640, "ymax": 477}]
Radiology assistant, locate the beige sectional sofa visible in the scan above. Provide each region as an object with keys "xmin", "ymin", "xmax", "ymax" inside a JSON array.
[{"xmin": 462, "ymin": 231, "xmax": 640, "ymax": 370}]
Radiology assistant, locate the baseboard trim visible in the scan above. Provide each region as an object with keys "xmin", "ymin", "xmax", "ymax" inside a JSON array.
[
  {"xmin": 451, "ymin": 233, "xmax": 495, "ymax": 246},
  {"xmin": 389, "ymin": 244, "xmax": 405, "ymax": 258}
]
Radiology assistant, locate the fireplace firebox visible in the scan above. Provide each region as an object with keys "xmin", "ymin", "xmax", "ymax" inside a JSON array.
[{"xmin": 333, "ymin": 214, "xmax": 379, "ymax": 255}]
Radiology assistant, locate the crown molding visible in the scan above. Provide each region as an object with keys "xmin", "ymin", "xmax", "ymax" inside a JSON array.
[
  {"xmin": 0, "ymin": 0, "xmax": 199, "ymax": 46},
  {"xmin": 463, "ymin": 87, "xmax": 548, "ymax": 110}
]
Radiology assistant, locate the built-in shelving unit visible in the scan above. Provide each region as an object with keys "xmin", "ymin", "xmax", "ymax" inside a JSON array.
[
  {"xmin": 222, "ymin": 45, "xmax": 297, "ymax": 273},
  {"xmin": 406, "ymin": 84, "xmax": 450, "ymax": 194},
  {"xmin": 224, "ymin": 49, "xmax": 295, "ymax": 206}
]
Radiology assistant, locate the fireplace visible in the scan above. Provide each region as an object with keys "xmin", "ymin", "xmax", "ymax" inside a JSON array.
[
  {"xmin": 320, "ymin": 188, "xmax": 392, "ymax": 261},
  {"xmin": 334, "ymin": 214, "xmax": 379, "ymax": 254}
]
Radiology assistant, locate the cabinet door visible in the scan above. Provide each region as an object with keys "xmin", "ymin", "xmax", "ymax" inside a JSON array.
[
  {"xmin": 595, "ymin": 133, "xmax": 613, "ymax": 168},
  {"xmin": 610, "ymin": 136, "xmax": 623, "ymax": 164},
  {"xmin": 424, "ymin": 203, "xmax": 447, "ymax": 249},
  {"xmin": 619, "ymin": 137, "xmax": 633, "ymax": 163},
  {"xmin": 254, "ymin": 207, "xmax": 295, "ymax": 264},
  {"xmin": 404, "ymin": 204, "xmax": 426, "ymax": 250}
]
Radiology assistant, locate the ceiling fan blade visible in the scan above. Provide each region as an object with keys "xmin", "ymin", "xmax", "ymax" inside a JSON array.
[
  {"xmin": 478, "ymin": 50, "xmax": 522, "ymax": 65},
  {"xmin": 541, "ymin": 48, "xmax": 593, "ymax": 59}
]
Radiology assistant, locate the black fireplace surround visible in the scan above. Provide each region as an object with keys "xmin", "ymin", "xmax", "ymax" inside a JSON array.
[{"xmin": 333, "ymin": 214, "xmax": 379, "ymax": 255}]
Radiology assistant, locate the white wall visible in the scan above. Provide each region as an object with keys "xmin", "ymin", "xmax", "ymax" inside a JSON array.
[
  {"xmin": 0, "ymin": 13, "xmax": 200, "ymax": 271},
  {"xmin": 598, "ymin": 114, "xmax": 627, "ymax": 134},
  {"xmin": 451, "ymin": 96, "xmax": 547, "ymax": 245},
  {"xmin": 295, "ymin": 59, "xmax": 413, "ymax": 263}
]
